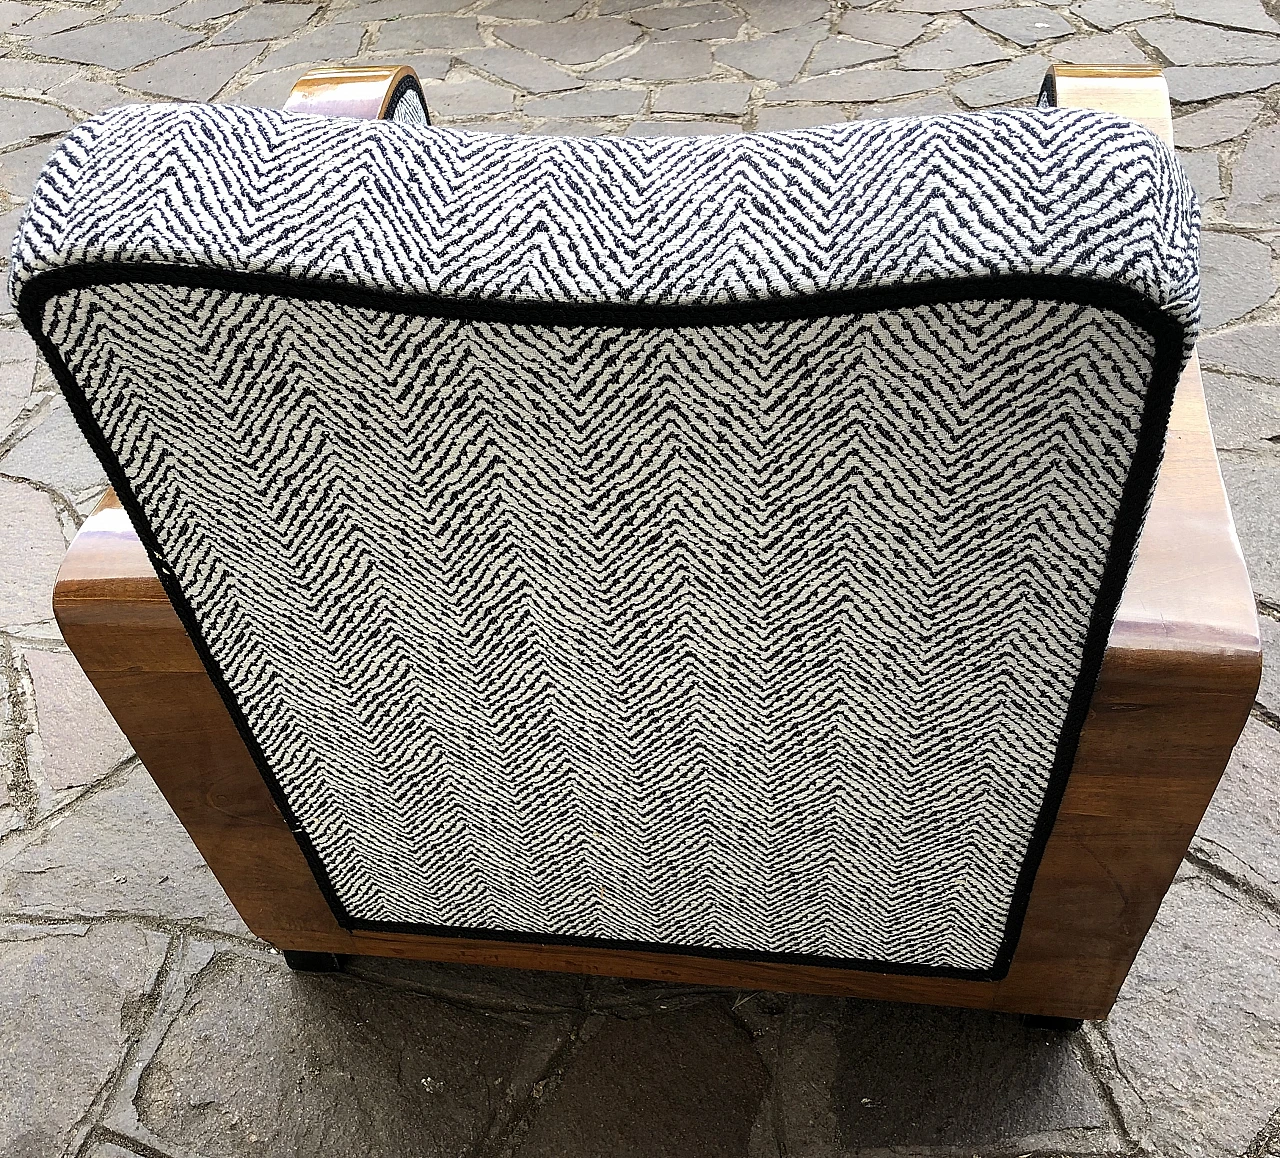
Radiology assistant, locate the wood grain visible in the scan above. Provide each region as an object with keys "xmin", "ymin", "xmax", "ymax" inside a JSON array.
[
  {"xmin": 48, "ymin": 67, "xmax": 1261, "ymax": 1019},
  {"xmin": 283, "ymin": 66, "xmax": 420, "ymax": 120}
]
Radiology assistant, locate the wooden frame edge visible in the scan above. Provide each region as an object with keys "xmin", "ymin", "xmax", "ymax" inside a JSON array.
[{"xmin": 283, "ymin": 65, "xmax": 421, "ymax": 121}]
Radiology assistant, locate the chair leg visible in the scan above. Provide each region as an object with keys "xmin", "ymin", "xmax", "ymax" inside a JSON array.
[
  {"xmin": 1022, "ymin": 1014, "xmax": 1086, "ymax": 1033},
  {"xmin": 282, "ymin": 950, "xmax": 343, "ymax": 972}
]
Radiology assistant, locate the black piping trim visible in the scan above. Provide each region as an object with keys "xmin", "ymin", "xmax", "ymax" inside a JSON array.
[
  {"xmin": 384, "ymin": 72, "xmax": 429, "ymax": 125},
  {"xmin": 20, "ymin": 262, "xmax": 1188, "ymax": 984}
]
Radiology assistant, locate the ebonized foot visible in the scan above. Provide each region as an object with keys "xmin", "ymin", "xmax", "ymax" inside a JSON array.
[
  {"xmin": 1022, "ymin": 1014, "xmax": 1085, "ymax": 1033},
  {"xmin": 282, "ymin": 950, "xmax": 343, "ymax": 972}
]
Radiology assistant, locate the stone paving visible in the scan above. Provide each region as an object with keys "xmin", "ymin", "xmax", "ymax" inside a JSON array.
[{"xmin": 0, "ymin": 0, "xmax": 1278, "ymax": 1154}]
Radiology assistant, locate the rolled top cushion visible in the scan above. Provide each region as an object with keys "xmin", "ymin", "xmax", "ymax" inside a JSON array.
[{"xmin": 11, "ymin": 102, "xmax": 1198, "ymax": 347}]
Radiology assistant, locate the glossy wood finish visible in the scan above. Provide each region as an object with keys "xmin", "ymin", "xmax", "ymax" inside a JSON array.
[
  {"xmin": 49, "ymin": 68, "xmax": 1261, "ymax": 1019},
  {"xmin": 1049, "ymin": 64, "xmax": 1171, "ymax": 140},
  {"xmin": 283, "ymin": 65, "xmax": 419, "ymax": 120}
]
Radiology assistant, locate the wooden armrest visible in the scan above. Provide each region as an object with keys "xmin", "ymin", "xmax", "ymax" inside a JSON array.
[
  {"xmin": 1049, "ymin": 65, "xmax": 1262, "ymax": 677},
  {"xmin": 283, "ymin": 65, "xmax": 426, "ymax": 121}
]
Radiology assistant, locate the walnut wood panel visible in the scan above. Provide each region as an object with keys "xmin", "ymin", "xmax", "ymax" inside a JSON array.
[
  {"xmin": 1049, "ymin": 64, "xmax": 1172, "ymax": 140},
  {"xmin": 48, "ymin": 67, "xmax": 1261, "ymax": 1020},
  {"xmin": 283, "ymin": 65, "xmax": 419, "ymax": 120}
]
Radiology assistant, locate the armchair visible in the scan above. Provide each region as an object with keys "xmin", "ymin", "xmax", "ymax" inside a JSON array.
[{"xmin": 27, "ymin": 64, "xmax": 1260, "ymax": 1026}]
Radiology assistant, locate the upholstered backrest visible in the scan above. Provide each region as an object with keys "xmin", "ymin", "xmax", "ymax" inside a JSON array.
[{"xmin": 13, "ymin": 104, "xmax": 1198, "ymax": 981}]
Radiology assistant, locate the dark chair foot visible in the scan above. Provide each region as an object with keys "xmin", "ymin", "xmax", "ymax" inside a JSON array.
[
  {"xmin": 282, "ymin": 949, "xmax": 343, "ymax": 972},
  {"xmin": 1022, "ymin": 1014, "xmax": 1085, "ymax": 1033}
]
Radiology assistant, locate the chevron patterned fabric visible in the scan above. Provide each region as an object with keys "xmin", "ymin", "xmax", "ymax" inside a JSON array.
[{"xmin": 13, "ymin": 104, "xmax": 1199, "ymax": 976}]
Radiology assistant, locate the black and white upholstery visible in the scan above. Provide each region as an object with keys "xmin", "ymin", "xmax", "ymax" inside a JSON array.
[{"xmin": 12, "ymin": 104, "xmax": 1199, "ymax": 979}]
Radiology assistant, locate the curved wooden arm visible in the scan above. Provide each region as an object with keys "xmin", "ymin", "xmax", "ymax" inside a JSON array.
[
  {"xmin": 1045, "ymin": 65, "xmax": 1173, "ymax": 142},
  {"xmin": 283, "ymin": 65, "xmax": 427, "ymax": 121},
  {"xmin": 1049, "ymin": 63, "xmax": 1261, "ymax": 668}
]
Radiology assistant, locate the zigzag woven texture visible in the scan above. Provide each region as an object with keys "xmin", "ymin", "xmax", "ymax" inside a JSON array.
[
  {"xmin": 14, "ymin": 105, "xmax": 1199, "ymax": 974},
  {"xmin": 12, "ymin": 103, "xmax": 1197, "ymax": 327}
]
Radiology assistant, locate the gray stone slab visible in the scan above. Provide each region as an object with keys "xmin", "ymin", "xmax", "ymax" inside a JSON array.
[
  {"xmin": 0, "ymin": 479, "xmax": 66, "ymax": 626},
  {"xmin": 0, "ymin": 59, "xmax": 80, "ymax": 94},
  {"xmin": 1259, "ymin": 615, "xmax": 1280, "ymax": 710},
  {"xmin": 1106, "ymin": 871, "xmax": 1280, "ymax": 1158},
  {"xmin": 652, "ymin": 80, "xmax": 751, "ymax": 114},
  {"xmin": 1, "ymin": 398, "xmax": 106, "ymax": 497},
  {"xmin": 1227, "ymin": 124, "xmax": 1280, "ymax": 223},
  {"xmin": 952, "ymin": 53, "xmax": 1048, "ymax": 106},
  {"xmin": 166, "ymin": 0, "xmax": 246, "ymax": 26},
  {"xmin": 0, "ymin": 923, "xmax": 169, "ymax": 1158},
  {"xmin": 807, "ymin": 37, "xmax": 895, "ymax": 73},
  {"xmin": 1165, "ymin": 64, "xmax": 1280, "ymax": 101},
  {"xmin": 528, "ymin": 119, "xmax": 607, "ymax": 134},
  {"xmin": 209, "ymin": 1, "xmax": 315, "ymax": 43},
  {"xmin": 512, "ymin": 1004, "xmax": 769, "ymax": 1157},
  {"xmin": 858, "ymin": 90, "xmax": 958, "ymax": 116},
  {"xmin": 651, "ymin": 19, "xmax": 743, "ymax": 41},
  {"xmin": 221, "ymin": 65, "xmax": 308, "ymax": 107},
  {"xmin": 900, "ymin": 23, "xmax": 1011, "ymax": 69},
  {"xmin": 257, "ymin": 24, "xmax": 364, "ymax": 71},
  {"xmin": 895, "ymin": 0, "xmax": 993, "ymax": 10},
  {"xmin": 0, "ymin": 760, "xmax": 251, "ymax": 932},
  {"xmin": 16, "ymin": 9, "xmax": 96, "ymax": 37},
  {"xmin": 739, "ymin": 0, "xmax": 828, "ymax": 33},
  {"xmin": 1201, "ymin": 323, "xmax": 1280, "ymax": 381},
  {"xmin": 50, "ymin": 79, "xmax": 138, "ymax": 112},
  {"xmin": 1070, "ymin": 0, "xmax": 1164, "ymax": 30},
  {"xmin": 133, "ymin": 952, "xmax": 531, "ymax": 1157},
  {"xmin": 115, "ymin": 0, "xmax": 184, "ymax": 13},
  {"xmin": 1173, "ymin": 96, "xmax": 1261, "ymax": 147},
  {"xmin": 425, "ymin": 79, "xmax": 515, "ymax": 117},
  {"xmin": 1200, "ymin": 230, "xmax": 1274, "ymax": 329},
  {"xmin": 333, "ymin": 0, "xmax": 471, "ymax": 19},
  {"xmin": 0, "ymin": 96, "xmax": 74, "ymax": 151},
  {"xmin": 629, "ymin": 2, "xmax": 733, "ymax": 28},
  {"xmin": 713, "ymin": 25, "xmax": 824, "ymax": 82},
  {"xmin": 524, "ymin": 87, "xmax": 644, "ymax": 115},
  {"xmin": 1051, "ymin": 31, "xmax": 1151, "ymax": 64},
  {"xmin": 392, "ymin": 53, "xmax": 452, "ymax": 81},
  {"xmin": 1138, "ymin": 18, "xmax": 1280, "ymax": 65},
  {"xmin": 1202, "ymin": 370, "xmax": 1280, "ymax": 448},
  {"xmin": 755, "ymin": 104, "xmax": 843, "ymax": 129},
  {"xmin": 497, "ymin": 17, "xmax": 638, "ymax": 64},
  {"xmin": 87, "ymin": 1144, "xmax": 142, "ymax": 1158},
  {"xmin": 0, "ymin": 1, "xmax": 38, "ymax": 33},
  {"xmin": 127, "ymin": 42, "xmax": 260, "ymax": 100},
  {"xmin": 625, "ymin": 119, "xmax": 741, "ymax": 134},
  {"xmin": 967, "ymin": 6, "xmax": 1072, "ymax": 45},
  {"xmin": 0, "ymin": 328, "xmax": 35, "ymax": 364},
  {"xmin": 1178, "ymin": 147, "xmax": 1223, "ymax": 203},
  {"xmin": 375, "ymin": 13, "xmax": 482, "ymax": 50},
  {"xmin": 1219, "ymin": 452, "xmax": 1280, "ymax": 602},
  {"xmin": 589, "ymin": 41, "xmax": 712, "ymax": 78},
  {"xmin": 484, "ymin": 0, "xmax": 583, "ymax": 17},
  {"xmin": 452, "ymin": 119, "xmax": 525, "ymax": 133},
  {"xmin": 29, "ymin": 18, "xmax": 203, "ymax": 69},
  {"xmin": 1174, "ymin": 0, "xmax": 1280, "ymax": 34},
  {"xmin": 21, "ymin": 648, "xmax": 131, "ymax": 791},
  {"xmin": 838, "ymin": 11, "xmax": 929, "ymax": 46},
  {"xmin": 1193, "ymin": 718, "xmax": 1280, "ymax": 903},
  {"xmin": 0, "ymin": 355, "xmax": 32, "ymax": 439},
  {"xmin": 832, "ymin": 1006, "xmax": 1110, "ymax": 1146},
  {"xmin": 462, "ymin": 47, "xmax": 583, "ymax": 93},
  {"xmin": 767, "ymin": 68, "xmax": 943, "ymax": 102}
]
